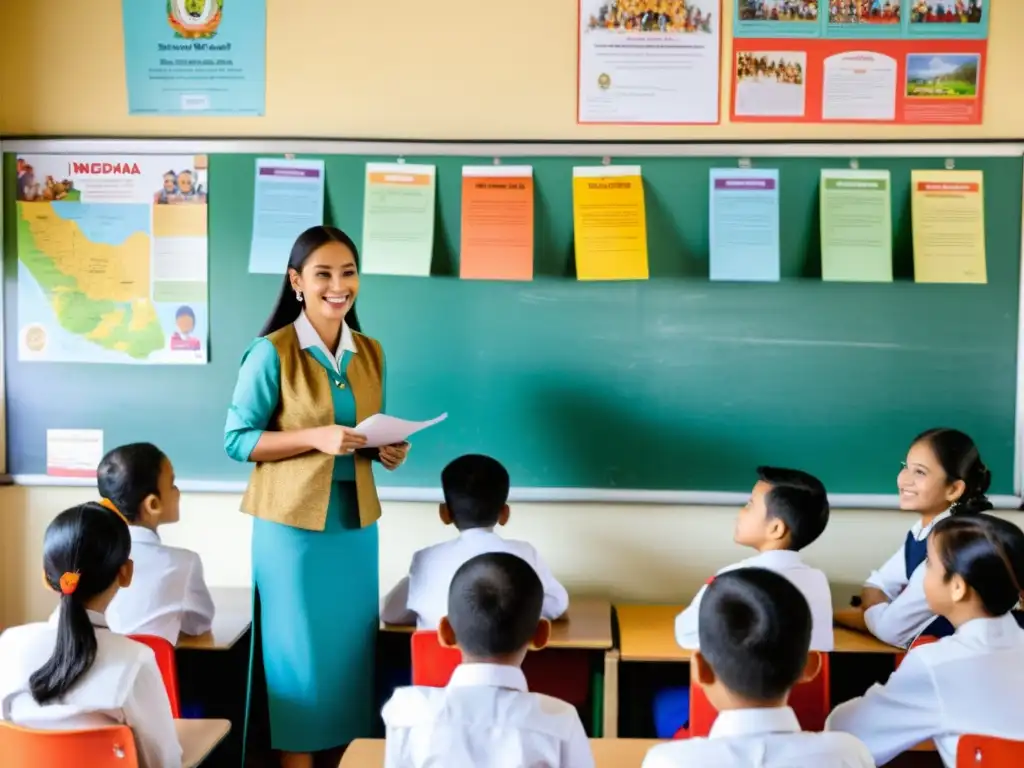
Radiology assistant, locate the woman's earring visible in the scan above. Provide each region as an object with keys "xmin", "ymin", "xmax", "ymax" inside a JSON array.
[{"xmin": 295, "ymin": 290, "xmax": 303, "ymax": 303}]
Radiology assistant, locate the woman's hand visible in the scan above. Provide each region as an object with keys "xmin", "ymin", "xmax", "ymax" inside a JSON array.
[
  {"xmin": 310, "ymin": 425, "xmax": 367, "ymax": 455},
  {"xmin": 834, "ymin": 607, "xmax": 869, "ymax": 633},
  {"xmin": 379, "ymin": 442, "xmax": 410, "ymax": 471}
]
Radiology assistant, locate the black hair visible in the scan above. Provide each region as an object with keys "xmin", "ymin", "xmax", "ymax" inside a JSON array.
[
  {"xmin": 447, "ymin": 552, "xmax": 543, "ymax": 658},
  {"xmin": 932, "ymin": 514, "xmax": 1024, "ymax": 617},
  {"xmin": 756, "ymin": 466, "xmax": 829, "ymax": 551},
  {"xmin": 698, "ymin": 567, "xmax": 812, "ymax": 702},
  {"xmin": 32, "ymin": 502, "xmax": 132, "ymax": 704},
  {"xmin": 912, "ymin": 428, "xmax": 992, "ymax": 515},
  {"xmin": 258, "ymin": 225, "xmax": 362, "ymax": 337},
  {"xmin": 96, "ymin": 443, "xmax": 168, "ymax": 523},
  {"xmin": 441, "ymin": 455, "xmax": 510, "ymax": 531}
]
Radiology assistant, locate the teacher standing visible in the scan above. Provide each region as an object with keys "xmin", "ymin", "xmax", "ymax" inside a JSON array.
[{"xmin": 224, "ymin": 225, "xmax": 408, "ymax": 768}]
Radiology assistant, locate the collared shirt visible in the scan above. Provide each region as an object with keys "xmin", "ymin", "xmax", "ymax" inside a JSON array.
[
  {"xmin": 106, "ymin": 526, "xmax": 215, "ymax": 644},
  {"xmin": 675, "ymin": 550, "xmax": 835, "ymax": 651},
  {"xmin": 380, "ymin": 528, "xmax": 570, "ymax": 630},
  {"xmin": 642, "ymin": 707, "xmax": 873, "ymax": 768},
  {"xmin": 862, "ymin": 510, "xmax": 952, "ymax": 647},
  {"xmin": 0, "ymin": 610, "xmax": 182, "ymax": 768},
  {"xmin": 293, "ymin": 309, "xmax": 356, "ymax": 373},
  {"xmin": 382, "ymin": 663, "xmax": 594, "ymax": 768},
  {"xmin": 827, "ymin": 613, "xmax": 1024, "ymax": 767}
]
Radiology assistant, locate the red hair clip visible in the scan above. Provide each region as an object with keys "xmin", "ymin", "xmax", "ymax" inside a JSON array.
[
  {"xmin": 59, "ymin": 572, "xmax": 80, "ymax": 596},
  {"xmin": 98, "ymin": 497, "xmax": 130, "ymax": 526}
]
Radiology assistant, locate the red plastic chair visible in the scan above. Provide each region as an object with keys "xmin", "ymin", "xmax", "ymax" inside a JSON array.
[
  {"xmin": 684, "ymin": 654, "xmax": 831, "ymax": 738},
  {"xmin": 957, "ymin": 735, "xmax": 1024, "ymax": 767},
  {"xmin": 128, "ymin": 634, "xmax": 181, "ymax": 717},
  {"xmin": 894, "ymin": 634, "xmax": 940, "ymax": 670},
  {"xmin": 0, "ymin": 722, "xmax": 139, "ymax": 766},
  {"xmin": 410, "ymin": 630, "xmax": 462, "ymax": 687}
]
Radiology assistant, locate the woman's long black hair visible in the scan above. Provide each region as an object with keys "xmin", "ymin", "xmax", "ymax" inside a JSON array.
[
  {"xmin": 31, "ymin": 502, "xmax": 132, "ymax": 704},
  {"xmin": 912, "ymin": 428, "xmax": 993, "ymax": 515},
  {"xmin": 259, "ymin": 225, "xmax": 362, "ymax": 337},
  {"xmin": 932, "ymin": 514, "xmax": 1024, "ymax": 617}
]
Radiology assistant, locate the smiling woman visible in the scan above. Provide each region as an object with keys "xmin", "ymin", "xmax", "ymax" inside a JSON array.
[{"xmin": 224, "ymin": 225, "xmax": 409, "ymax": 768}]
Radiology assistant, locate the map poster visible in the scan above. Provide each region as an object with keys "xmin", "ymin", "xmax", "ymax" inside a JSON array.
[
  {"xmin": 122, "ymin": 0, "xmax": 266, "ymax": 115},
  {"xmin": 16, "ymin": 155, "xmax": 209, "ymax": 365}
]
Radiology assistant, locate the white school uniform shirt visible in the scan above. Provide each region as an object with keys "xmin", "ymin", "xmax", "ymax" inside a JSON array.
[
  {"xmin": 862, "ymin": 510, "xmax": 951, "ymax": 648},
  {"xmin": 0, "ymin": 610, "xmax": 182, "ymax": 768},
  {"xmin": 641, "ymin": 707, "xmax": 873, "ymax": 768},
  {"xmin": 106, "ymin": 526, "xmax": 215, "ymax": 644},
  {"xmin": 380, "ymin": 527, "xmax": 570, "ymax": 630},
  {"xmin": 675, "ymin": 550, "xmax": 835, "ymax": 651},
  {"xmin": 826, "ymin": 613, "xmax": 1024, "ymax": 767},
  {"xmin": 382, "ymin": 663, "xmax": 594, "ymax": 768}
]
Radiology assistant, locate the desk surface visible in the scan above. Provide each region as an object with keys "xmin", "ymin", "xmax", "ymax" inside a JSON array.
[
  {"xmin": 615, "ymin": 604, "xmax": 901, "ymax": 662},
  {"xmin": 177, "ymin": 718, "xmax": 231, "ymax": 768},
  {"xmin": 381, "ymin": 595, "xmax": 613, "ymax": 650},
  {"xmin": 340, "ymin": 738, "xmax": 662, "ymax": 767},
  {"xmin": 177, "ymin": 587, "xmax": 252, "ymax": 651}
]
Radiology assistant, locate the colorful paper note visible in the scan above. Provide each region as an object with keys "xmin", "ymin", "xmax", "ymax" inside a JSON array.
[
  {"xmin": 46, "ymin": 429, "xmax": 103, "ymax": 478},
  {"xmin": 460, "ymin": 166, "xmax": 534, "ymax": 281},
  {"xmin": 572, "ymin": 166, "xmax": 650, "ymax": 281},
  {"xmin": 361, "ymin": 164, "xmax": 436, "ymax": 277},
  {"xmin": 709, "ymin": 169, "xmax": 781, "ymax": 282},
  {"xmin": 911, "ymin": 170, "xmax": 987, "ymax": 284},
  {"xmin": 820, "ymin": 169, "xmax": 893, "ymax": 282},
  {"xmin": 248, "ymin": 159, "xmax": 325, "ymax": 274}
]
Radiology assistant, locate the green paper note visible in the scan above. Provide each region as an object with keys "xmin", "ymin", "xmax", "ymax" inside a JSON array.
[
  {"xmin": 361, "ymin": 163, "xmax": 436, "ymax": 276},
  {"xmin": 820, "ymin": 170, "xmax": 893, "ymax": 283}
]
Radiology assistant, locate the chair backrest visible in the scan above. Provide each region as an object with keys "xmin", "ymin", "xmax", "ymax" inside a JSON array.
[
  {"xmin": 0, "ymin": 722, "xmax": 139, "ymax": 767},
  {"xmin": 410, "ymin": 631, "xmax": 462, "ymax": 687},
  {"xmin": 127, "ymin": 634, "xmax": 180, "ymax": 717},
  {"xmin": 688, "ymin": 653, "xmax": 831, "ymax": 737},
  {"xmin": 957, "ymin": 735, "xmax": 1024, "ymax": 767}
]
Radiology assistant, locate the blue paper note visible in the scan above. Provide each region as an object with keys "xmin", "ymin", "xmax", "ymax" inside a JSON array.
[
  {"xmin": 709, "ymin": 169, "xmax": 781, "ymax": 282},
  {"xmin": 122, "ymin": 0, "xmax": 266, "ymax": 115},
  {"xmin": 248, "ymin": 159, "xmax": 326, "ymax": 274}
]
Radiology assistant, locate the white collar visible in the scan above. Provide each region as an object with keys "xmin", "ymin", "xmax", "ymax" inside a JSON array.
[
  {"xmin": 48, "ymin": 608, "xmax": 109, "ymax": 630},
  {"xmin": 954, "ymin": 613, "xmax": 1023, "ymax": 644},
  {"xmin": 293, "ymin": 310, "xmax": 356, "ymax": 372},
  {"xmin": 129, "ymin": 525, "xmax": 161, "ymax": 544},
  {"xmin": 912, "ymin": 509, "xmax": 952, "ymax": 540},
  {"xmin": 709, "ymin": 707, "xmax": 801, "ymax": 739},
  {"xmin": 744, "ymin": 550, "xmax": 805, "ymax": 568},
  {"xmin": 448, "ymin": 663, "xmax": 528, "ymax": 692},
  {"xmin": 458, "ymin": 527, "xmax": 498, "ymax": 538}
]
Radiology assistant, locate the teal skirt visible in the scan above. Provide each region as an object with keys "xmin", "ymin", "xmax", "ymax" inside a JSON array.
[{"xmin": 248, "ymin": 482, "xmax": 378, "ymax": 753}]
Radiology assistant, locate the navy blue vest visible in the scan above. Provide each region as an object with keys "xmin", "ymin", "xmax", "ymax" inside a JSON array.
[{"xmin": 904, "ymin": 531, "xmax": 956, "ymax": 639}]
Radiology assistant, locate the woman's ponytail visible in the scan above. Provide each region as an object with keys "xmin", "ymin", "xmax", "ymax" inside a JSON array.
[
  {"xmin": 954, "ymin": 461, "xmax": 993, "ymax": 516},
  {"xmin": 29, "ymin": 593, "xmax": 99, "ymax": 704}
]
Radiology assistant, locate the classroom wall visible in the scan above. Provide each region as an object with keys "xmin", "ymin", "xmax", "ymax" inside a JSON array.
[{"xmin": 0, "ymin": 0, "xmax": 1021, "ymax": 140}]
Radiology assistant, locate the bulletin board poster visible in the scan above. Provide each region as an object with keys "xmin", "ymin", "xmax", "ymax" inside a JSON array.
[
  {"xmin": 730, "ymin": 1, "xmax": 988, "ymax": 125},
  {"xmin": 122, "ymin": 0, "xmax": 266, "ymax": 115},
  {"xmin": 578, "ymin": 0, "xmax": 722, "ymax": 124}
]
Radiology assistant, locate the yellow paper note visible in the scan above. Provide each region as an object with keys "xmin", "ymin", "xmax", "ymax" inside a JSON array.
[
  {"xmin": 911, "ymin": 170, "xmax": 987, "ymax": 284},
  {"xmin": 573, "ymin": 166, "xmax": 649, "ymax": 281}
]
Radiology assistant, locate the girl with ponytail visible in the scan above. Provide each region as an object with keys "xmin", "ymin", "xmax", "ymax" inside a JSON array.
[
  {"xmin": 0, "ymin": 502, "xmax": 181, "ymax": 768},
  {"xmin": 836, "ymin": 428, "xmax": 993, "ymax": 647}
]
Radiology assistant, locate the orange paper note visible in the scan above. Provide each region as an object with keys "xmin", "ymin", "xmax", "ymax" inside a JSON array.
[{"xmin": 459, "ymin": 166, "xmax": 534, "ymax": 281}]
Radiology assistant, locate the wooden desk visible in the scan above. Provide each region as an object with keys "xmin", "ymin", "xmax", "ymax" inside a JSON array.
[
  {"xmin": 177, "ymin": 718, "xmax": 231, "ymax": 768},
  {"xmin": 177, "ymin": 587, "xmax": 252, "ymax": 650},
  {"xmin": 339, "ymin": 738, "xmax": 663, "ymax": 767},
  {"xmin": 833, "ymin": 626, "xmax": 902, "ymax": 654},
  {"xmin": 380, "ymin": 595, "xmax": 613, "ymax": 650}
]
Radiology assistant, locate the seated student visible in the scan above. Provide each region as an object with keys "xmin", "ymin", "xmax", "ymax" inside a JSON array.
[
  {"xmin": 644, "ymin": 568, "xmax": 872, "ymax": 768},
  {"xmin": 0, "ymin": 502, "xmax": 181, "ymax": 768},
  {"xmin": 380, "ymin": 454, "xmax": 569, "ymax": 629},
  {"xmin": 828, "ymin": 514, "xmax": 1024, "ymax": 767},
  {"xmin": 835, "ymin": 428, "xmax": 991, "ymax": 647},
  {"xmin": 382, "ymin": 552, "xmax": 593, "ymax": 768},
  {"xmin": 675, "ymin": 467, "xmax": 834, "ymax": 651},
  {"xmin": 100, "ymin": 443, "xmax": 215, "ymax": 644}
]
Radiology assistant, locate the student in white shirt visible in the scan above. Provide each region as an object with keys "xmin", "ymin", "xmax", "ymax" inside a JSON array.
[
  {"xmin": 834, "ymin": 428, "xmax": 993, "ymax": 648},
  {"xmin": 382, "ymin": 551, "xmax": 593, "ymax": 768},
  {"xmin": 100, "ymin": 443, "xmax": 215, "ymax": 644},
  {"xmin": 645, "ymin": 568, "xmax": 873, "ymax": 768},
  {"xmin": 827, "ymin": 514, "xmax": 1024, "ymax": 767},
  {"xmin": 675, "ymin": 467, "xmax": 834, "ymax": 652},
  {"xmin": 380, "ymin": 454, "xmax": 568, "ymax": 629},
  {"xmin": 0, "ymin": 502, "xmax": 181, "ymax": 768}
]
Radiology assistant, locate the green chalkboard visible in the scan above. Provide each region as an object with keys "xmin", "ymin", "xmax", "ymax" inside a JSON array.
[{"xmin": 4, "ymin": 149, "xmax": 1021, "ymax": 494}]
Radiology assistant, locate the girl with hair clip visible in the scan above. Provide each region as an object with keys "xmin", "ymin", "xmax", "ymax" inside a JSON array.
[
  {"xmin": 0, "ymin": 501, "xmax": 181, "ymax": 768},
  {"xmin": 827, "ymin": 514, "xmax": 1024, "ymax": 767},
  {"xmin": 835, "ymin": 428, "xmax": 993, "ymax": 648}
]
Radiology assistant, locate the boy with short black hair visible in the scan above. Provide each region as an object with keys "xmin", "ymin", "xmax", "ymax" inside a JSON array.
[
  {"xmin": 380, "ymin": 454, "xmax": 568, "ymax": 629},
  {"xmin": 644, "ymin": 568, "xmax": 872, "ymax": 767},
  {"xmin": 382, "ymin": 552, "xmax": 593, "ymax": 767},
  {"xmin": 675, "ymin": 466, "xmax": 834, "ymax": 651}
]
